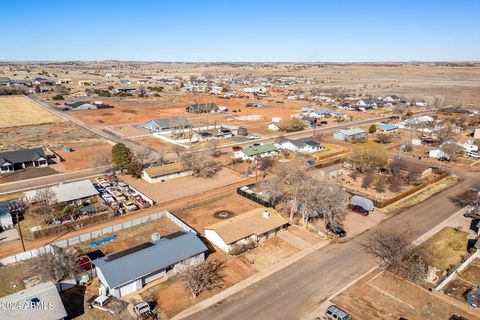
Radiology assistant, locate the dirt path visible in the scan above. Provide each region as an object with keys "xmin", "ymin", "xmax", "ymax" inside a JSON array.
[{"xmin": 0, "ymin": 177, "xmax": 256, "ymax": 259}]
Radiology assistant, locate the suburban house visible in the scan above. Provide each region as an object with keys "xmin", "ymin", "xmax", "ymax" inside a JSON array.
[
  {"xmin": 333, "ymin": 128, "xmax": 366, "ymax": 141},
  {"xmin": 0, "ymin": 148, "xmax": 49, "ymax": 173},
  {"xmin": 93, "ymin": 232, "xmax": 208, "ymax": 297},
  {"xmin": 142, "ymin": 163, "xmax": 192, "ymax": 183},
  {"xmin": 78, "ymin": 80, "xmax": 96, "ymax": 86},
  {"xmin": 384, "ymin": 95, "xmax": 400, "ymax": 103},
  {"xmin": 308, "ymin": 109, "xmax": 331, "ymax": 119},
  {"xmin": 0, "ymin": 281, "xmax": 67, "ymax": 320},
  {"xmin": 25, "ymin": 180, "xmax": 99, "ymax": 205},
  {"xmin": 144, "ymin": 117, "xmax": 192, "ymax": 132},
  {"xmin": 243, "ymin": 86, "xmax": 267, "ymax": 95},
  {"xmin": 377, "ymin": 123, "xmax": 399, "ymax": 133},
  {"xmin": 318, "ymin": 163, "xmax": 345, "ymax": 180},
  {"xmin": 33, "ymin": 77, "xmax": 56, "ymax": 86},
  {"xmin": 356, "ymin": 99, "xmax": 379, "ymax": 109},
  {"xmin": 204, "ymin": 208, "xmax": 288, "ymax": 254},
  {"xmin": 193, "ymin": 129, "xmax": 233, "ymax": 142},
  {"xmin": 0, "ymin": 207, "xmax": 14, "ymax": 230},
  {"xmin": 234, "ymin": 144, "xmax": 279, "ymax": 161},
  {"xmin": 276, "ymin": 137, "xmax": 322, "ymax": 153},
  {"xmin": 115, "ymin": 87, "xmax": 137, "ymax": 93},
  {"xmin": 57, "ymin": 78, "xmax": 72, "ymax": 84},
  {"xmin": 64, "ymin": 101, "xmax": 113, "ymax": 111}
]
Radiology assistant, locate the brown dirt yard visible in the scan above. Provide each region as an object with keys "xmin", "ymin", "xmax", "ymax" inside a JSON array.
[
  {"xmin": 0, "ymin": 95, "xmax": 59, "ymax": 128},
  {"xmin": 240, "ymin": 237, "xmax": 299, "ymax": 272},
  {"xmin": 332, "ymin": 270, "xmax": 477, "ymax": 320},
  {"xmin": 120, "ymin": 168, "xmax": 248, "ymax": 204},
  {"xmin": 175, "ymin": 193, "xmax": 261, "ymax": 233},
  {"xmin": 140, "ymin": 250, "xmax": 255, "ymax": 319},
  {"xmin": 54, "ymin": 141, "xmax": 113, "ymax": 171},
  {"xmin": 445, "ymin": 258, "xmax": 480, "ymax": 304}
]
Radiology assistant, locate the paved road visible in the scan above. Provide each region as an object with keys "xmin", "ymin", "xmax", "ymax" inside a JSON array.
[
  {"xmin": 0, "ymin": 166, "xmax": 109, "ymax": 194},
  {"xmin": 185, "ymin": 173, "xmax": 479, "ymax": 320}
]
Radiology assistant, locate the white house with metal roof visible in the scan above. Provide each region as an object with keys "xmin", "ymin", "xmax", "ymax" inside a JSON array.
[
  {"xmin": 25, "ymin": 180, "xmax": 99, "ymax": 205},
  {"xmin": 93, "ymin": 232, "xmax": 207, "ymax": 297},
  {"xmin": 0, "ymin": 281, "xmax": 67, "ymax": 320},
  {"xmin": 333, "ymin": 128, "xmax": 366, "ymax": 141}
]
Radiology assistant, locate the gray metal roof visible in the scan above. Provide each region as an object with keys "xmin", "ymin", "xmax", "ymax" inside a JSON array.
[
  {"xmin": 336, "ymin": 127, "xmax": 365, "ymax": 136},
  {"xmin": 0, "ymin": 281, "xmax": 67, "ymax": 320},
  {"xmin": 93, "ymin": 232, "xmax": 207, "ymax": 288},
  {"xmin": 25, "ymin": 180, "xmax": 99, "ymax": 204},
  {"xmin": 146, "ymin": 117, "xmax": 192, "ymax": 129},
  {"xmin": 0, "ymin": 148, "xmax": 46, "ymax": 166}
]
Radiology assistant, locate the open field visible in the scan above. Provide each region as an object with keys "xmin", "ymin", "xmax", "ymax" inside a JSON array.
[
  {"xmin": 240, "ymin": 237, "xmax": 299, "ymax": 271},
  {"xmin": 0, "ymin": 96, "xmax": 59, "ymax": 128},
  {"xmin": 332, "ymin": 270, "xmax": 476, "ymax": 320}
]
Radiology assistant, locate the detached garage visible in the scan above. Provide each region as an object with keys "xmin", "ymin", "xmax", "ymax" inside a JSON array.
[{"xmin": 93, "ymin": 232, "xmax": 207, "ymax": 297}]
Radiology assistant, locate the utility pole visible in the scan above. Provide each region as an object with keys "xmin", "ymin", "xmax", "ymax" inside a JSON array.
[{"xmin": 16, "ymin": 212, "xmax": 26, "ymax": 252}]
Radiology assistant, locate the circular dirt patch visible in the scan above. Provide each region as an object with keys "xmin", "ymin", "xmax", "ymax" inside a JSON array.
[{"xmin": 213, "ymin": 210, "xmax": 234, "ymax": 219}]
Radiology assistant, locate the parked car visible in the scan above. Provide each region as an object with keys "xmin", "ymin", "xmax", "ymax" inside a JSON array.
[
  {"xmin": 123, "ymin": 202, "xmax": 138, "ymax": 212},
  {"xmin": 319, "ymin": 120, "xmax": 328, "ymax": 125},
  {"xmin": 464, "ymin": 209, "xmax": 480, "ymax": 220},
  {"xmin": 326, "ymin": 223, "xmax": 346, "ymax": 238},
  {"xmin": 232, "ymin": 146, "xmax": 243, "ymax": 151},
  {"xmin": 467, "ymin": 152, "xmax": 480, "ymax": 158},
  {"xmin": 348, "ymin": 204, "xmax": 369, "ymax": 216},
  {"xmin": 325, "ymin": 305, "xmax": 352, "ymax": 320},
  {"xmin": 306, "ymin": 159, "xmax": 316, "ymax": 166},
  {"xmin": 252, "ymin": 143, "xmax": 261, "ymax": 147},
  {"xmin": 245, "ymin": 134, "xmax": 259, "ymax": 140}
]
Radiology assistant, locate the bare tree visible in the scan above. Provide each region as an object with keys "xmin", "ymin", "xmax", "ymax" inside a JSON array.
[
  {"xmin": 207, "ymin": 139, "xmax": 220, "ymax": 157},
  {"xmin": 172, "ymin": 144, "xmax": 184, "ymax": 160},
  {"xmin": 135, "ymin": 146, "xmax": 157, "ymax": 166},
  {"xmin": 362, "ymin": 228, "xmax": 413, "ymax": 274},
  {"xmin": 181, "ymin": 152, "xmax": 221, "ymax": 178},
  {"xmin": 441, "ymin": 143, "xmax": 464, "ymax": 161},
  {"xmin": 436, "ymin": 124, "xmax": 456, "ymax": 144},
  {"xmin": 93, "ymin": 152, "xmax": 112, "ymax": 167},
  {"xmin": 361, "ymin": 171, "xmax": 374, "ymax": 188},
  {"xmin": 256, "ymin": 156, "xmax": 275, "ymax": 172},
  {"xmin": 449, "ymin": 186, "xmax": 480, "ymax": 208},
  {"xmin": 182, "ymin": 260, "xmax": 225, "ymax": 297},
  {"xmin": 388, "ymin": 175, "xmax": 403, "ymax": 193},
  {"xmin": 349, "ymin": 144, "xmax": 388, "ymax": 173},
  {"xmin": 375, "ymin": 133, "xmax": 393, "ymax": 144},
  {"xmin": 31, "ymin": 245, "xmax": 78, "ymax": 283},
  {"xmin": 375, "ymin": 176, "xmax": 387, "ymax": 193}
]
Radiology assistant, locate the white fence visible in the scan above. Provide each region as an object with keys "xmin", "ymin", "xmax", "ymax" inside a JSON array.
[
  {"xmin": 0, "ymin": 210, "xmax": 197, "ymax": 265},
  {"xmin": 435, "ymin": 250, "xmax": 480, "ymax": 291}
]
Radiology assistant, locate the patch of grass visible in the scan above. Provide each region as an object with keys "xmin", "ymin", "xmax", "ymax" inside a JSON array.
[
  {"xmin": 419, "ymin": 226, "xmax": 469, "ymax": 272},
  {"xmin": 0, "ymin": 261, "xmax": 32, "ymax": 297}
]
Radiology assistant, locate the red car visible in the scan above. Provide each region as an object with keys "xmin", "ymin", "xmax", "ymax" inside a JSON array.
[
  {"xmin": 349, "ymin": 204, "xmax": 369, "ymax": 216},
  {"xmin": 232, "ymin": 146, "xmax": 243, "ymax": 151}
]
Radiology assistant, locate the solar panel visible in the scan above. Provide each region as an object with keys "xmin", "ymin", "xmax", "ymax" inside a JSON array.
[{"xmin": 105, "ymin": 242, "xmax": 155, "ymax": 262}]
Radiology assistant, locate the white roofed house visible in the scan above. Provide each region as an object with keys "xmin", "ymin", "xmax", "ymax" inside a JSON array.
[
  {"xmin": 93, "ymin": 232, "xmax": 208, "ymax": 297},
  {"xmin": 0, "ymin": 281, "xmax": 67, "ymax": 320},
  {"xmin": 276, "ymin": 137, "xmax": 322, "ymax": 153},
  {"xmin": 333, "ymin": 128, "xmax": 366, "ymax": 141},
  {"xmin": 204, "ymin": 208, "xmax": 288, "ymax": 254},
  {"xmin": 25, "ymin": 180, "xmax": 99, "ymax": 205}
]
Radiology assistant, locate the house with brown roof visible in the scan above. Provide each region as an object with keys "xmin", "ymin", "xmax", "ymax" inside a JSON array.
[
  {"xmin": 204, "ymin": 208, "xmax": 288, "ymax": 254},
  {"xmin": 141, "ymin": 163, "xmax": 192, "ymax": 183}
]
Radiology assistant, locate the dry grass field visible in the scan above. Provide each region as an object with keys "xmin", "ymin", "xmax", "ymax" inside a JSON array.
[{"xmin": 0, "ymin": 96, "xmax": 59, "ymax": 128}]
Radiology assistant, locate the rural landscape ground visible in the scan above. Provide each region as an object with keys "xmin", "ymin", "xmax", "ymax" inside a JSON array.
[{"xmin": 0, "ymin": 58, "xmax": 480, "ymax": 320}]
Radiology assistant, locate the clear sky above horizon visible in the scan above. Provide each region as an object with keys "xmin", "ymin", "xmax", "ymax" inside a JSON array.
[{"xmin": 1, "ymin": 0, "xmax": 479, "ymax": 62}]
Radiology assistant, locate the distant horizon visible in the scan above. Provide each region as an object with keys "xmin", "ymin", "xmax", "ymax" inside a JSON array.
[
  {"xmin": 1, "ymin": 1, "xmax": 479, "ymax": 62},
  {"xmin": 1, "ymin": 60, "xmax": 480, "ymax": 64}
]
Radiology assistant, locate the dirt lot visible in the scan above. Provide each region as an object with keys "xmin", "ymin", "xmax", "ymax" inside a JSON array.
[
  {"xmin": 332, "ymin": 270, "xmax": 477, "ymax": 320},
  {"xmin": 54, "ymin": 141, "xmax": 113, "ymax": 171},
  {"xmin": 0, "ymin": 96, "xmax": 59, "ymax": 128},
  {"xmin": 240, "ymin": 237, "xmax": 299, "ymax": 271},
  {"xmin": 175, "ymin": 193, "xmax": 261, "ymax": 233},
  {"xmin": 72, "ymin": 217, "xmax": 181, "ymax": 256},
  {"xmin": 0, "ymin": 122, "xmax": 101, "ymax": 152},
  {"xmin": 120, "ymin": 168, "xmax": 247, "ymax": 204}
]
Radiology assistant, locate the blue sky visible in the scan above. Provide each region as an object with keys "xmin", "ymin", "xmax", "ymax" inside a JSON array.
[{"xmin": 1, "ymin": 0, "xmax": 479, "ymax": 62}]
